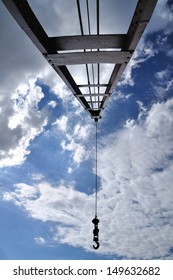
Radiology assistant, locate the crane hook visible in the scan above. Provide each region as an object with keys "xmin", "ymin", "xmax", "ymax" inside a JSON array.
[
  {"xmin": 92, "ymin": 215, "xmax": 100, "ymax": 250},
  {"xmin": 93, "ymin": 240, "xmax": 100, "ymax": 250}
]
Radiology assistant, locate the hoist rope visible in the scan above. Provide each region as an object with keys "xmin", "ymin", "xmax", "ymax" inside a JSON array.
[{"xmin": 95, "ymin": 120, "xmax": 98, "ymax": 216}]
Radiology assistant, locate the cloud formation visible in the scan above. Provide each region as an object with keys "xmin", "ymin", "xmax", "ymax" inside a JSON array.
[
  {"xmin": 3, "ymin": 98, "xmax": 173, "ymax": 259},
  {"xmin": 154, "ymin": 68, "xmax": 173, "ymax": 99},
  {"xmin": 118, "ymin": 40, "xmax": 157, "ymax": 87},
  {"xmin": 0, "ymin": 78, "xmax": 48, "ymax": 167}
]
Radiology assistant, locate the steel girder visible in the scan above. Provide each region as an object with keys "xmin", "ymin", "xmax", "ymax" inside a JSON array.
[{"xmin": 2, "ymin": 0, "xmax": 158, "ymax": 119}]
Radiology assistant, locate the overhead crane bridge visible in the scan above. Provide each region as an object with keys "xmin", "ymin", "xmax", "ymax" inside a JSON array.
[{"xmin": 3, "ymin": 0, "xmax": 158, "ymax": 120}]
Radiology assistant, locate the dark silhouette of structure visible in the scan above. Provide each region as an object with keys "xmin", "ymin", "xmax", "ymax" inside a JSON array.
[
  {"xmin": 92, "ymin": 215, "xmax": 100, "ymax": 250},
  {"xmin": 2, "ymin": 0, "xmax": 158, "ymax": 120}
]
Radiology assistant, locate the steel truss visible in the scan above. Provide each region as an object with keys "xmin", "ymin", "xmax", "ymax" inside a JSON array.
[{"xmin": 2, "ymin": 0, "xmax": 158, "ymax": 119}]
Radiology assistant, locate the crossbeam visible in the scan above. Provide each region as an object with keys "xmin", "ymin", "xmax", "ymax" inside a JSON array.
[
  {"xmin": 48, "ymin": 35, "xmax": 126, "ymax": 51},
  {"xmin": 46, "ymin": 51, "xmax": 132, "ymax": 65},
  {"xmin": 78, "ymin": 84, "xmax": 108, "ymax": 88}
]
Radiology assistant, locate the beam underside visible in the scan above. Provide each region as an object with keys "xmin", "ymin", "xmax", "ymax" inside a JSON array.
[{"xmin": 2, "ymin": 0, "xmax": 158, "ymax": 119}]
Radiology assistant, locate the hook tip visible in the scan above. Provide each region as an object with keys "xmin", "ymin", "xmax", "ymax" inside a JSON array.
[{"xmin": 93, "ymin": 241, "xmax": 100, "ymax": 250}]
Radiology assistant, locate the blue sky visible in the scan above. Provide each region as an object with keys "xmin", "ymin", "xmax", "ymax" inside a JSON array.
[{"xmin": 0, "ymin": 0, "xmax": 173, "ymax": 260}]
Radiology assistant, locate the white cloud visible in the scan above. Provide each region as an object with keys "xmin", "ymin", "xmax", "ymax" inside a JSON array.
[
  {"xmin": 51, "ymin": 84, "xmax": 72, "ymax": 103},
  {"xmin": 31, "ymin": 173, "xmax": 45, "ymax": 181},
  {"xmin": 154, "ymin": 68, "xmax": 173, "ymax": 99},
  {"xmin": 3, "ymin": 98, "xmax": 173, "ymax": 259},
  {"xmin": 34, "ymin": 237, "xmax": 47, "ymax": 245},
  {"xmin": 53, "ymin": 116, "xmax": 68, "ymax": 132},
  {"xmin": 73, "ymin": 123, "xmax": 92, "ymax": 141},
  {"xmin": 119, "ymin": 40, "xmax": 157, "ymax": 87},
  {"xmin": 9, "ymin": 79, "xmax": 45, "ymax": 129},
  {"xmin": 112, "ymin": 90, "xmax": 133, "ymax": 102},
  {"xmin": 0, "ymin": 79, "xmax": 48, "ymax": 167},
  {"xmin": 148, "ymin": 0, "xmax": 173, "ymax": 34},
  {"xmin": 155, "ymin": 69, "xmax": 168, "ymax": 80},
  {"xmin": 68, "ymin": 167, "xmax": 73, "ymax": 174},
  {"xmin": 52, "ymin": 113, "xmax": 93, "ymax": 166},
  {"xmin": 61, "ymin": 121, "xmax": 94, "ymax": 165},
  {"xmin": 3, "ymin": 182, "xmax": 91, "ymax": 225},
  {"xmin": 61, "ymin": 139, "xmax": 88, "ymax": 165},
  {"xmin": 53, "ymin": 115, "xmax": 94, "ymax": 166},
  {"xmin": 167, "ymin": 48, "xmax": 173, "ymax": 58},
  {"xmin": 48, "ymin": 101, "xmax": 57, "ymax": 108},
  {"xmin": 3, "ymin": 183, "xmax": 39, "ymax": 205}
]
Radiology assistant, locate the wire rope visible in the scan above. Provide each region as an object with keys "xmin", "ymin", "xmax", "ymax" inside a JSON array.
[
  {"xmin": 76, "ymin": 0, "xmax": 93, "ymax": 107},
  {"xmin": 95, "ymin": 120, "xmax": 98, "ymax": 216},
  {"xmin": 97, "ymin": 0, "xmax": 100, "ymax": 104},
  {"xmin": 86, "ymin": 0, "xmax": 96, "ymax": 107}
]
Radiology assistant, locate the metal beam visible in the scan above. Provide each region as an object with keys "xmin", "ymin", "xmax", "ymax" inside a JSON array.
[
  {"xmin": 126, "ymin": 0, "xmax": 158, "ymax": 50},
  {"xmin": 100, "ymin": 63, "xmax": 126, "ymax": 110},
  {"xmin": 48, "ymin": 35, "xmax": 126, "ymax": 52},
  {"xmin": 77, "ymin": 93, "xmax": 109, "ymax": 97},
  {"xmin": 78, "ymin": 84, "xmax": 108, "ymax": 88},
  {"xmin": 46, "ymin": 51, "xmax": 132, "ymax": 65}
]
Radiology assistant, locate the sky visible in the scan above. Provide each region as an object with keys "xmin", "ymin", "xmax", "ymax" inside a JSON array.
[{"xmin": 0, "ymin": 0, "xmax": 173, "ymax": 260}]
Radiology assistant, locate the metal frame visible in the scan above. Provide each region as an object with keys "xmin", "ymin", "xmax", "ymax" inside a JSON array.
[{"xmin": 2, "ymin": 0, "xmax": 158, "ymax": 119}]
